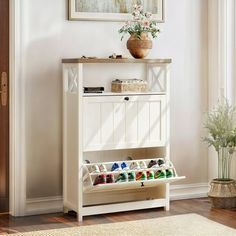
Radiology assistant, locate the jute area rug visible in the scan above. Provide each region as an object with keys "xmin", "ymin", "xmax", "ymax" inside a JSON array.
[{"xmin": 10, "ymin": 213, "xmax": 236, "ymax": 236}]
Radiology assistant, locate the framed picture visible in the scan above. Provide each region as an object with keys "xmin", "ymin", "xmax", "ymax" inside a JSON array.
[{"xmin": 68, "ymin": 0, "xmax": 165, "ymax": 22}]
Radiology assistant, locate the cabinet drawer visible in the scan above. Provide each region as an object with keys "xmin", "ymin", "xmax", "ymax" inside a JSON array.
[{"xmin": 83, "ymin": 95, "xmax": 167, "ymax": 151}]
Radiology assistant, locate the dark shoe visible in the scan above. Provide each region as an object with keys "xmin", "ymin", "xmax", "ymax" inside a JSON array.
[
  {"xmin": 157, "ymin": 158, "xmax": 165, "ymax": 166},
  {"xmin": 148, "ymin": 160, "xmax": 157, "ymax": 168},
  {"xmin": 166, "ymin": 169, "xmax": 174, "ymax": 178},
  {"xmin": 106, "ymin": 174, "xmax": 115, "ymax": 183},
  {"xmin": 128, "ymin": 171, "xmax": 136, "ymax": 182},
  {"xmin": 116, "ymin": 172, "xmax": 128, "ymax": 183},
  {"xmin": 93, "ymin": 174, "xmax": 106, "ymax": 185}
]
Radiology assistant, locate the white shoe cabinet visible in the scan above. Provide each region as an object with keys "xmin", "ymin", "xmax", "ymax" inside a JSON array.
[{"xmin": 62, "ymin": 58, "xmax": 185, "ymax": 221}]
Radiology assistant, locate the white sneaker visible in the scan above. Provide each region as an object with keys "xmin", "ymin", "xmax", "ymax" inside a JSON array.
[
  {"xmin": 99, "ymin": 164, "xmax": 107, "ymax": 172},
  {"xmin": 151, "ymin": 164, "xmax": 160, "ymax": 169},
  {"xmin": 89, "ymin": 165, "xmax": 100, "ymax": 173},
  {"xmin": 164, "ymin": 160, "xmax": 173, "ymax": 168},
  {"xmin": 139, "ymin": 161, "xmax": 147, "ymax": 169},
  {"xmin": 129, "ymin": 161, "xmax": 140, "ymax": 170}
]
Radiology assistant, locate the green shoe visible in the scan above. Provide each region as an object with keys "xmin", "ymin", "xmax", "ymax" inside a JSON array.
[
  {"xmin": 116, "ymin": 172, "xmax": 128, "ymax": 183},
  {"xmin": 141, "ymin": 171, "xmax": 147, "ymax": 181},
  {"xmin": 155, "ymin": 170, "xmax": 166, "ymax": 179},
  {"xmin": 128, "ymin": 171, "xmax": 136, "ymax": 182},
  {"xmin": 136, "ymin": 171, "xmax": 147, "ymax": 181},
  {"xmin": 166, "ymin": 169, "xmax": 174, "ymax": 178},
  {"xmin": 147, "ymin": 170, "xmax": 155, "ymax": 180}
]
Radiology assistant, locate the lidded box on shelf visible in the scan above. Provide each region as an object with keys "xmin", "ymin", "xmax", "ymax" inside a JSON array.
[{"xmin": 111, "ymin": 79, "xmax": 148, "ymax": 93}]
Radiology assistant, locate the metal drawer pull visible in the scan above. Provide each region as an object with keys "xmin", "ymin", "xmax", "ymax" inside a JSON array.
[{"xmin": 124, "ymin": 97, "xmax": 129, "ymax": 101}]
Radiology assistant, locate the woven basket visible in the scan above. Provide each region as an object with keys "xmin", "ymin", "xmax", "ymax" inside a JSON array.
[
  {"xmin": 111, "ymin": 80, "xmax": 147, "ymax": 93},
  {"xmin": 208, "ymin": 179, "xmax": 236, "ymax": 208}
]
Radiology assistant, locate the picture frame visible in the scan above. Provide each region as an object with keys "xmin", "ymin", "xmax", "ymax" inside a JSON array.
[{"xmin": 68, "ymin": 0, "xmax": 165, "ymax": 22}]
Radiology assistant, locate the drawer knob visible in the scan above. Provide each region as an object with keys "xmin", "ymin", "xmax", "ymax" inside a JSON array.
[{"xmin": 124, "ymin": 97, "xmax": 129, "ymax": 101}]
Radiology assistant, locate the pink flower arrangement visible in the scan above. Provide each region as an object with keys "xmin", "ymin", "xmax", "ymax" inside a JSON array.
[{"xmin": 119, "ymin": 5, "xmax": 160, "ymax": 40}]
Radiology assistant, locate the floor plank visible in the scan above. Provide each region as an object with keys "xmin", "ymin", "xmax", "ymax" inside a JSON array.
[{"xmin": 0, "ymin": 198, "xmax": 235, "ymax": 234}]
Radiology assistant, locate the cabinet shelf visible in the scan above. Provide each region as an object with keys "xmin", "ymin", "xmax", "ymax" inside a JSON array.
[
  {"xmin": 83, "ymin": 92, "xmax": 166, "ymax": 97},
  {"xmin": 62, "ymin": 58, "xmax": 172, "ymax": 64}
]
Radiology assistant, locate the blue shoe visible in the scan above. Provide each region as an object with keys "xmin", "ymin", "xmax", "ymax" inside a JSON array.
[
  {"xmin": 121, "ymin": 162, "xmax": 129, "ymax": 170},
  {"xmin": 111, "ymin": 163, "xmax": 121, "ymax": 171}
]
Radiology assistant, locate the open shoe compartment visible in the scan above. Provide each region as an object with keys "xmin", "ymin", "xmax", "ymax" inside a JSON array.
[{"xmin": 83, "ymin": 157, "xmax": 185, "ymax": 193}]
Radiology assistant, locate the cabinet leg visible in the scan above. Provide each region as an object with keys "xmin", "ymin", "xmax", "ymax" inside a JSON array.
[
  {"xmin": 164, "ymin": 202, "xmax": 170, "ymax": 211},
  {"xmin": 77, "ymin": 214, "xmax": 83, "ymax": 222}
]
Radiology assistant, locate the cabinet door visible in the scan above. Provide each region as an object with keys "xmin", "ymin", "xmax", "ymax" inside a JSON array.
[{"xmin": 83, "ymin": 95, "xmax": 166, "ymax": 151}]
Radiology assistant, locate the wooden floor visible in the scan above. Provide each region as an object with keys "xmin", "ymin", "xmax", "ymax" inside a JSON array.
[{"xmin": 0, "ymin": 198, "xmax": 236, "ymax": 234}]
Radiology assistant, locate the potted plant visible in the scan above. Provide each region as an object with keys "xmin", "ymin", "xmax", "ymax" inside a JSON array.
[
  {"xmin": 204, "ymin": 99, "xmax": 236, "ymax": 208},
  {"xmin": 118, "ymin": 5, "xmax": 160, "ymax": 59}
]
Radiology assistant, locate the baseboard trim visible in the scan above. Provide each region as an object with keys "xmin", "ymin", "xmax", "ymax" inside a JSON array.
[
  {"xmin": 170, "ymin": 183, "xmax": 209, "ymax": 200},
  {"xmin": 25, "ymin": 183, "xmax": 209, "ymax": 215},
  {"xmin": 25, "ymin": 196, "xmax": 63, "ymax": 216}
]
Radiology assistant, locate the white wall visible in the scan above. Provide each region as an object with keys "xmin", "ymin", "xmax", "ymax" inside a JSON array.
[
  {"xmin": 20, "ymin": 0, "xmax": 208, "ymax": 199},
  {"xmin": 208, "ymin": 0, "xmax": 236, "ymax": 181}
]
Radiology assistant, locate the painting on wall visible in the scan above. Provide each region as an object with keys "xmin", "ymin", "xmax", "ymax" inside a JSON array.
[{"xmin": 69, "ymin": 0, "xmax": 164, "ymax": 22}]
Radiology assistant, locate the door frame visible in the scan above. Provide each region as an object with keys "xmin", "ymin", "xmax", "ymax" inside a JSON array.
[{"xmin": 9, "ymin": 0, "xmax": 26, "ymax": 216}]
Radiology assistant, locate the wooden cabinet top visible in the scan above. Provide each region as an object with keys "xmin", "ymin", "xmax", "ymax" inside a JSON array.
[{"xmin": 62, "ymin": 58, "xmax": 172, "ymax": 64}]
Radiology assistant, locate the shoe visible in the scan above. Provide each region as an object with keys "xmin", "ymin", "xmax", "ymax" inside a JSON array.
[
  {"xmin": 155, "ymin": 170, "xmax": 166, "ymax": 179},
  {"xmin": 93, "ymin": 174, "xmax": 106, "ymax": 185},
  {"xmin": 166, "ymin": 169, "xmax": 174, "ymax": 178},
  {"xmin": 151, "ymin": 164, "xmax": 160, "ymax": 169},
  {"xmin": 84, "ymin": 159, "xmax": 90, "ymax": 164},
  {"xmin": 148, "ymin": 160, "xmax": 157, "ymax": 168},
  {"xmin": 147, "ymin": 170, "xmax": 155, "ymax": 180},
  {"xmin": 89, "ymin": 165, "xmax": 100, "ymax": 173},
  {"xmin": 121, "ymin": 162, "xmax": 129, "ymax": 170},
  {"xmin": 141, "ymin": 171, "xmax": 147, "ymax": 180},
  {"xmin": 111, "ymin": 163, "xmax": 121, "ymax": 171},
  {"xmin": 136, "ymin": 171, "xmax": 143, "ymax": 180},
  {"xmin": 106, "ymin": 174, "xmax": 115, "ymax": 183},
  {"xmin": 165, "ymin": 160, "xmax": 173, "ymax": 168},
  {"xmin": 157, "ymin": 158, "xmax": 165, "ymax": 167},
  {"xmin": 116, "ymin": 172, "xmax": 128, "ymax": 183},
  {"xmin": 128, "ymin": 171, "xmax": 136, "ymax": 182},
  {"xmin": 136, "ymin": 171, "xmax": 147, "ymax": 181},
  {"xmin": 139, "ymin": 161, "xmax": 147, "ymax": 169},
  {"xmin": 99, "ymin": 164, "xmax": 107, "ymax": 172},
  {"xmin": 130, "ymin": 161, "xmax": 140, "ymax": 170}
]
